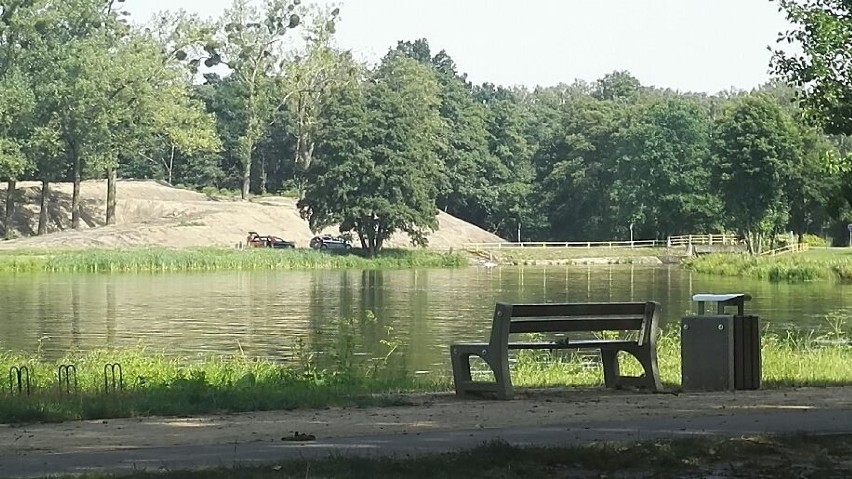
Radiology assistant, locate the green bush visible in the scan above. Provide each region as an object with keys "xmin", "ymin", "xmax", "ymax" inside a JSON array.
[{"xmin": 802, "ymin": 233, "xmax": 829, "ymax": 247}]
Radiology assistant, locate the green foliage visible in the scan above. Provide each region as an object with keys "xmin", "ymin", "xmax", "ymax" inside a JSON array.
[
  {"xmin": 801, "ymin": 233, "xmax": 829, "ymax": 247},
  {"xmin": 299, "ymin": 52, "xmax": 444, "ymax": 256},
  {"xmin": 532, "ymin": 91, "xmax": 624, "ymax": 240},
  {"xmin": 614, "ymin": 96, "xmax": 720, "ymax": 237},
  {"xmin": 772, "ymin": 0, "xmax": 852, "ymax": 135},
  {"xmin": 711, "ymin": 94, "xmax": 802, "ymax": 253}
]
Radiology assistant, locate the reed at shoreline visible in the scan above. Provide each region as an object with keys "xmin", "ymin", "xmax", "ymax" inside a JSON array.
[
  {"xmin": 0, "ymin": 247, "xmax": 467, "ymax": 273},
  {"xmin": 683, "ymin": 250, "xmax": 852, "ymax": 283}
]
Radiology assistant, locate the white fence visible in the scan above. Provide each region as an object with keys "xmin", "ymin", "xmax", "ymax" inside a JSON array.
[
  {"xmin": 463, "ymin": 234, "xmax": 743, "ymax": 250},
  {"xmin": 463, "ymin": 239, "xmax": 664, "ymax": 249},
  {"xmin": 666, "ymin": 234, "xmax": 742, "ymax": 247}
]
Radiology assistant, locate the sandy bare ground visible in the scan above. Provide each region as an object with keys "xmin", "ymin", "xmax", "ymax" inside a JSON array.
[
  {"xmin": 0, "ymin": 180, "xmax": 505, "ymax": 250},
  {"xmin": 3, "ymin": 387, "xmax": 850, "ymax": 457}
]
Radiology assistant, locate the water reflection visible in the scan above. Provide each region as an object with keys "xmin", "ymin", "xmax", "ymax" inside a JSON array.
[{"xmin": 0, "ymin": 265, "xmax": 850, "ymax": 373}]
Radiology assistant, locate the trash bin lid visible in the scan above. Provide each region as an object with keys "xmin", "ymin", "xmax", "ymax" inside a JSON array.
[{"xmin": 692, "ymin": 293, "xmax": 752, "ymax": 303}]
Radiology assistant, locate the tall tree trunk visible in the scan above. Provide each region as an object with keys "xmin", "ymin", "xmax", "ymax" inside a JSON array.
[
  {"xmin": 241, "ymin": 167, "xmax": 250, "ymax": 200},
  {"xmin": 167, "ymin": 144, "xmax": 175, "ymax": 185},
  {"xmin": 71, "ymin": 154, "xmax": 81, "ymax": 229},
  {"xmin": 106, "ymin": 167, "xmax": 117, "ymax": 225},
  {"xmin": 239, "ymin": 138, "xmax": 252, "ymax": 200},
  {"xmin": 295, "ymin": 138, "xmax": 315, "ymax": 199},
  {"xmin": 38, "ymin": 180, "xmax": 49, "ymax": 235},
  {"xmin": 260, "ymin": 156, "xmax": 267, "ymax": 195},
  {"xmin": 3, "ymin": 179, "xmax": 15, "ymax": 240}
]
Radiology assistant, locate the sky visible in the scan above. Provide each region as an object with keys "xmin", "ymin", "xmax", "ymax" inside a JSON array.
[{"xmin": 126, "ymin": 0, "xmax": 793, "ymax": 94}]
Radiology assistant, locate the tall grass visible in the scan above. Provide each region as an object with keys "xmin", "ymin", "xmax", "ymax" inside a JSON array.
[
  {"xmin": 0, "ymin": 314, "xmax": 417, "ymax": 424},
  {"xmin": 0, "ymin": 247, "xmax": 466, "ymax": 274},
  {"xmin": 683, "ymin": 253, "xmax": 852, "ymax": 283}
]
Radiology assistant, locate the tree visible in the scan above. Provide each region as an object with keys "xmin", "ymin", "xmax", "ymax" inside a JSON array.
[
  {"xmin": 759, "ymin": 81, "xmax": 844, "ymax": 241},
  {"xmin": 786, "ymin": 125, "xmax": 839, "ymax": 241},
  {"xmin": 475, "ymin": 83, "xmax": 538, "ymax": 240},
  {"xmin": 772, "ymin": 0, "xmax": 852, "ymax": 135},
  {"xmin": 21, "ymin": 0, "xmax": 133, "ymax": 229},
  {"xmin": 394, "ymin": 40, "xmax": 505, "ymax": 233},
  {"xmin": 593, "ymin": 71, "xmax": 642, "ymax": 102},
  {"xmin": 0, "ymin": 1, "xmax": 38, "ymax": 238},
  {"xmin": 280, "ymin": 7, "xmax": 348, "ymax": 197},
  {"xmin": 26, "ymin": 123, "xmax": 63, "ymax": 235},
  {"xmin": 532, "ymin": 93, "xmax": 623, "ymax": 241},
  {"xmin": 299, "ymin": 54, "xmax": 444, "ymax": 256},
  {"xmin": 214, "ymin": 0, "xmax": 306, "ymax": 199},
  {"xmin": 712, "ymin": 95, "xmax": 802, "ymax": 254},
  {"xmin": 614, "ymin": 95, "xmax": 720, "ymax": 238},
  {"xmin": 0, "ymin": 71, "xmax": 32, "ymax": 239}
]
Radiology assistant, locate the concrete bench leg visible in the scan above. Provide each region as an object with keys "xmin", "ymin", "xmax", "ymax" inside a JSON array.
[
  {"xmin": 600, "ymin": 345, "xmax": 661, "ymax": 392},
  {"xmin": 601, "ymin": 348, "xmax": 621, "ymax": 388},
  {"xmin": 450, "ymin": 344, "xmax": 513, "ymax": 400}
]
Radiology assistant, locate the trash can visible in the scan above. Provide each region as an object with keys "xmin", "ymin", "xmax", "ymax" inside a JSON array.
[{"xmin": 681, "ymin": 293, "xmax": 761, "ymax": 392}]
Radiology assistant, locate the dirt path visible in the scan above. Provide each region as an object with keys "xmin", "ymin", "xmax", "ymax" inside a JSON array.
[{"xmin": 4, "ymin": 387, "xmax": 850, "ymax": 457}]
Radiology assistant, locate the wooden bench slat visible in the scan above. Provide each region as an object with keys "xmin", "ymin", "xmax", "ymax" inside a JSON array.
[
  {"xmin": 509, "ymin": 318, "xmax": 644, "ymax": 334},
  {"xmin": 507, "ymin": 339, "xmax": 636, "ymax": 350},
  {"xmin": 510, "ymin": 302, "xmax": 649, "ymax": 318}
]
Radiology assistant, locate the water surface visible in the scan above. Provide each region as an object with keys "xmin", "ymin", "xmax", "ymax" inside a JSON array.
[{"xmin": 1, "ymin": 265, "xmax": 849, "ymax": 372}]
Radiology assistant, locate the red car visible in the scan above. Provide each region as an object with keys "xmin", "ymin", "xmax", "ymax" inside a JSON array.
[{"xmin": 246, "ymin": 232, "xmax": 296, "ymax": 249}]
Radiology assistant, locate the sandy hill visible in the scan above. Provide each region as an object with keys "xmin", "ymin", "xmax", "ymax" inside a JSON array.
[{"xmin": 0, "ymin": 180, "xmax": 505, "ymax": 250}]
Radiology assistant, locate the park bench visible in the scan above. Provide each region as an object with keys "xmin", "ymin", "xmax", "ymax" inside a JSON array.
[{"xmin": 450, "ymin": 301, "xmax": 662, "ymax": 399}]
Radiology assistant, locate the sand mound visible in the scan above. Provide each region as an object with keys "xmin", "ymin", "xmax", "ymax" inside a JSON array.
[{"xmin": 0, "ymin": 180, "xmax": 505, "ymax": 250}]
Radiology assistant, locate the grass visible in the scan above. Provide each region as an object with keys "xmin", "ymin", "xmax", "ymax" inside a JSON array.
[
  {"xmin": 2, "ymin": 313, "xmax": 851, "ymax": 425},
  {"xmin": 0, "ymin": 247, "xmax": 467, "ymax": 273},
  {"xmin": 684, "ymin": 248, "xmax": 852, "ymax": 283},
  {"xmin": 506, "ymin": 312, "xmax": 852, "ymax": 390},
  {"xmin": 474, "ymin": 246, "xmax": 684, "ymax": 264},
  {"xmin": 0, "ymin": 314, "xmax": 424, "ymax": 424},
  {"xmin": 61, "ymin": 433, "xmax": 852, "ymax": 478}
]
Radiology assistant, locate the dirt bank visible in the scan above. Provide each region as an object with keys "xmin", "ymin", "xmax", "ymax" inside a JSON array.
[{"xmin": 0, "ymin": 180, "xmax": 505, "ymax": 250}]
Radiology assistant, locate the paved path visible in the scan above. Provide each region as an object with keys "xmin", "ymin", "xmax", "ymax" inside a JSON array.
[{"xmin": 3, "ymin": 408, "xmax": 851, "ymax": 478}]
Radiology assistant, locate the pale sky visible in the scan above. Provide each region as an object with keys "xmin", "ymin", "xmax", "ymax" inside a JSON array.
[{"xmin": 126, "ymin": 0, "xmax": 792, "ymax": 94}]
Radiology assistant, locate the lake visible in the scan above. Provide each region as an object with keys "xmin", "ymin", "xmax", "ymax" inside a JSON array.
[{"xmin": 1, "ymin": 265, "xmax": 850, "ymax": 373}]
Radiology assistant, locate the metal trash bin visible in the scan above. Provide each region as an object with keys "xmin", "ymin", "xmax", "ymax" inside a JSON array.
[{"xmin": 681, "ymin": 293, "xmax": 761, "ymax": 392}]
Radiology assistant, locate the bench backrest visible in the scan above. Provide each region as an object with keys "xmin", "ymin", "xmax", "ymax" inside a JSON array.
[{"xmin": 488, "ymin": 301, "xmax": 660, "ymax": 347}]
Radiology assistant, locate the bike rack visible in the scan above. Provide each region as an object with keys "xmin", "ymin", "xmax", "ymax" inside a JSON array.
[
  {"xmin": 9, "ymin": 366, "xmax": 31, "ymax": 395},
  {"xmin": 103, "ymin": 363, "xmax": 123, "ymax": 393},
  {"xmin": 57, "ymin": 364, "xmax": 78, "ymax": 396}
]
